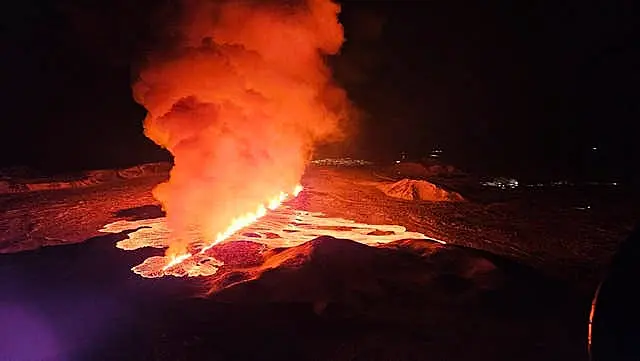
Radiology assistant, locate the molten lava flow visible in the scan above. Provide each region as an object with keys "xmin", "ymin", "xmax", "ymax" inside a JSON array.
[
  {"xmin": 100, "ymin": 187, "xmax": 447, "ymax": 278},
  {"xmin": 133, "ymin": 0, "xmax": 352, "ymax": 260},
  {"xmin": 152, "ymin": 184, "xmax": 304, "ymax": 274},
  {"xmin": 163, "ymin": 253, "xmax": 192, "ymax": 271},
  {"xmin": 199, "ymin": 185, "xmax": 303, "ymax": 254}
]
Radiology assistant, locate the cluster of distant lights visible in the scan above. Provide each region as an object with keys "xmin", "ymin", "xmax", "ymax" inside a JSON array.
[
  {"xmin": 393, "ymin": 145, "xmax": 602, "ymax": 165},
  {"xmin": 315, "ymin": 148, "xmax": 618, "ymax": 190},
  {"xmin": 481, "ymin": 178, "xmax": 519, "ymax": 189},
  {"xmin": 311, "ymin": 158, "xmax": 373, "ymax": 166},
  {"xmin": 482, "ymin": 178, "xmax": 620, "ymax": 189},
  {"xmin": 428, "ymin": 149, "xmax": 443, "ymax": 158}
]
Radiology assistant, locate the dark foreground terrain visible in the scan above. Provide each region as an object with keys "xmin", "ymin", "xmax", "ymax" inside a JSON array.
[{"xmin": 1, "ymin": 163, "xmax": 637, "ymax": 360}]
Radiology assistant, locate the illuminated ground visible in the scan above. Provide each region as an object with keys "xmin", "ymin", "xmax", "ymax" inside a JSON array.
[{"xmin": 1, "ymin": 163, "xmax": 637, "ymax": 360}]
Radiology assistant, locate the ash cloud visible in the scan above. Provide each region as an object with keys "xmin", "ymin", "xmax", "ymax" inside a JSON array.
[{"xmin": 133, "ymin": 0, "xmax": 353, "ymax": 255}]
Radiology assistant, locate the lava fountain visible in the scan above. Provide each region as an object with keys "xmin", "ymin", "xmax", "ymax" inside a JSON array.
[
  {"xmin": 161, "ymin": 184, "xmax": 303, "ymax": 273},
  {"xmin": 132, "ymin": 0, "xmax": 353, "ymax": 269}
]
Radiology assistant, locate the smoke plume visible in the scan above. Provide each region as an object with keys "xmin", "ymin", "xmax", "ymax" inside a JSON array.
[{"xmin": 133, "ymin": 0, "xmax": 351, "ymax": 256}]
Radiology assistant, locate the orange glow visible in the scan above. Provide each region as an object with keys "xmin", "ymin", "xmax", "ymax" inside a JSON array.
[
  {"xmin": 267, "ymin": 192, "xmax": 287, "ymax": 210},
  {"xmin": 199, "ymin": 185, "xmax": 301, "ymax": 254},
  {"xmin": 132, "ymin": 0, "xmax": 352, "ymax": 258},
  {"xmin": 101, "ymin": 204, "xmax": 447, "ymax": 278},
  {"xmin": 155, "ymin": 185, "xmax": 303, "ymax": 272},
  {"xmin": 162, "ymin": 252, "xmax": 192, "ymax": 271}
]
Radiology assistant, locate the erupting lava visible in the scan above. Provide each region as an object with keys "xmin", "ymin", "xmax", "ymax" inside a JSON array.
[
  {"xmin": 133, "ymin": 0, "xmax": 353, "ymax": 262},
  {"xmin": 101, "ymin": 190, "xmax": 446, "ymax": 279},
  {"xmin": 163, "ymin": 184, "xmax": 304, "ymax": 271},
  {"xmin": 202, "ymin": 184, "xmax": 299, "ymax": 252}
]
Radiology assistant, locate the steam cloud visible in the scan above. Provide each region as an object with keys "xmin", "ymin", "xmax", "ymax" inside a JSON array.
[{"xmin": 133, "ymin": 0, "xmax": 352, "ymax": 255}]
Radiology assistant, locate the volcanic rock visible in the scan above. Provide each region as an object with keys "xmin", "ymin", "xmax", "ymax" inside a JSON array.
[
  {"xmin": 209, "ymin": 236, "xmax": 502, "ymax": 311},
  {"xmin": 379, "ymin": 178, "xmax": 464, "ymax": 201},
  {"xmin": 0, "ymin": 162, "xmax": 170, "ymax": 195}
]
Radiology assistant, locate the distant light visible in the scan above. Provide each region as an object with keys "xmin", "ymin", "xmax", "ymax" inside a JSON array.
[
  {"xmin": 395, "ymin": 160, "xmax": 401, "ymax": 164},
  {"xmin": 574, "ymin": 205, "xmax": 592, "ymax": 211},
  {"xmin": 481, "ymin": 177, "xmax": 519, "ymax": 189},
  {"xmin": 592, "ymin": 147, "xmax": 598, "ymax": 151}
]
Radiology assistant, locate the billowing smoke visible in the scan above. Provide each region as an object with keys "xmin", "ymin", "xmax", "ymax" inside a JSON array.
[{"xmin": 133, "ymin": 0, "xmax": 351, "ymax": 256}]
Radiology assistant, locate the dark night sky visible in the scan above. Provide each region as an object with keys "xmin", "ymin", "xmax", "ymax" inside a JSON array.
[{"xmin": 1, "ymin": 0, "xmax": 637, "ymax": 182}]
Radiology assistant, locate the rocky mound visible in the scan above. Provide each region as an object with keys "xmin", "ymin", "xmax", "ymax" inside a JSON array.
[
  {"xmin": 205, "ymin": 236, "xmax": 501, "ymax": 312},
  {"xmin": 378, "ymin": 178, "xmax": 464, "ymax": 201}
]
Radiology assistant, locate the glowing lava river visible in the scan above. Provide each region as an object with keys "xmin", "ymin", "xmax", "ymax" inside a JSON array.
[{"xmin": 100, "ymin": 185, "xmax": 445, "ymax": 278}]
